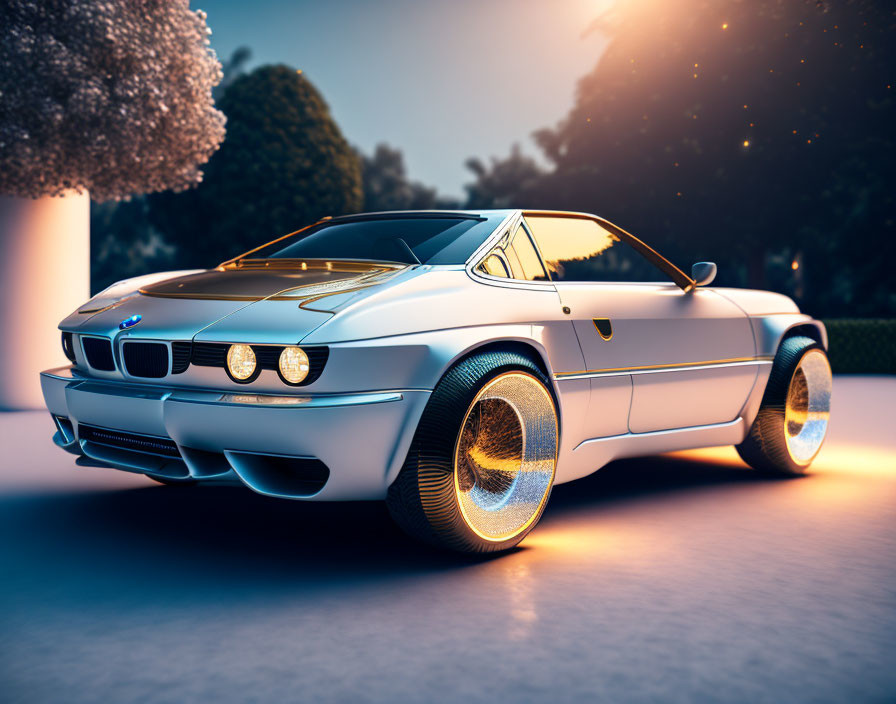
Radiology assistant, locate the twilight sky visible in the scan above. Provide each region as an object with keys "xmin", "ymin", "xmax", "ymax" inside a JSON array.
[{"xmin": 202, "ymin": 0, "xmax": 609, "ymax": 198}]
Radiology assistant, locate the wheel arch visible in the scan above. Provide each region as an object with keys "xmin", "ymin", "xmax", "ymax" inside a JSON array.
[
  {"xmin": 435, "ymin": 337, "xmax": 563, "ymax": 436},
  {"xmin": 447, "ymin": 338, "xmax": 552, "ymax": 380},
  {"xmin": 781, "ymin": 322, "xmax": 827, "ymax": 350},
  {"xmin": 375, "ymin": 329, "xmax": 565, "ymax": 493},
  {"xmin": 751, "ymin": 315, "xmax": 828, "ymax": 358}
]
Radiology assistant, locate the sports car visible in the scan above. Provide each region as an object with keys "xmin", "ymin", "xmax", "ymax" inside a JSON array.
[{"xmin": 41, "ymin": 210, "xmax": 832, "ymax": 552}]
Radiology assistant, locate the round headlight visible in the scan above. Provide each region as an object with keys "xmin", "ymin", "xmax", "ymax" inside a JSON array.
[
  {"xmin": 278, "ymin": 346, "xmax": 310, "ymax": 385},
  {"xmin": 226, "ymin": 344, "xmax": 257, "ymax": 382}
]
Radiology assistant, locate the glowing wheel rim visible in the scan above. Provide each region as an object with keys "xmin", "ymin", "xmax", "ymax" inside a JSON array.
[
  {"xmin": 784, "ymin": 348, "xmax": 832, "ymax": 465},
  {"xmin": 453, "ymin": 372, "xmax": 557, "ymax": 541}
]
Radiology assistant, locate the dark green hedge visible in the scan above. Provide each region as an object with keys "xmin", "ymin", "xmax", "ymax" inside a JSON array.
[{"xmin": 822, "ymin": 319, "xmax": 896, "ymax": 374}]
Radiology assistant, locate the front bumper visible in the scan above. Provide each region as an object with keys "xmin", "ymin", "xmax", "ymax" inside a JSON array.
[{"xmin": 40, "ymin": 367, "xmax": 430, "ymax": 501}]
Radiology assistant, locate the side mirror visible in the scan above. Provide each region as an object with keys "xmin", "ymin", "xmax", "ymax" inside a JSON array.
[{"xmin": 691, "ymin": 261, "xmax": 717, "ymax": 287}]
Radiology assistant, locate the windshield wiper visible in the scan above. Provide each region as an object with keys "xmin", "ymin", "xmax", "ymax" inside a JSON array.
[{"xmin": 393, "ymin": 238, "xmax": 421, "ymax": 265}]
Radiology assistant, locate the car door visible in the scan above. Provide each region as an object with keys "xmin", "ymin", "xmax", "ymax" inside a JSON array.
[
  {"xmin": 473, "ymin": 221, "xmax": 632, "ymax": 444},
  {"xmin": 524, "ymin": 213, "xmax": 758, "ymax": 435}
]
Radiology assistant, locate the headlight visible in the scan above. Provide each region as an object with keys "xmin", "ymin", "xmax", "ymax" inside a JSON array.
[
  {"xmin": 226, "ymin": 344, "xmax": 257, "ymax": 382},
  {"xmin": 278, "ymin": 346, "xmax": 310, "ymax": 385}
]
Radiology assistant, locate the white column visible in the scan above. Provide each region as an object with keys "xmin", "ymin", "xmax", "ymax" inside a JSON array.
[{"xmin": 0, "ymin": 191, "xmax": 90, "ymax": 409}]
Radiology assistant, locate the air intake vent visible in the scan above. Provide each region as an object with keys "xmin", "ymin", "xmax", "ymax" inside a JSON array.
[
  {"xmin": 78, "ymin": 424, "xmax": 181, "ymax": 458},
  {"xmin": 81, "ymin": 337, "xmax": 115, "ymax": 371},
  {"xmin": 254, "ymin": 346, "xmax": 284, "ymax": 368},
  {"xmin": 191, "ymin": 342, "xmax": 228, "ymax": 367},
  {"xmin": 122, "ymin": 341, "xmax": 169, "ymax": 378},
  {"xmin": 226, "ymin": 451, "xmax": 330, "ymax": 497}
]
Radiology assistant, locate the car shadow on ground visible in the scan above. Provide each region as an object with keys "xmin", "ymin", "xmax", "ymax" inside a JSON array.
[{"xmin": 0, "ymin": 454, "xmax": 786, "ymax": 600}]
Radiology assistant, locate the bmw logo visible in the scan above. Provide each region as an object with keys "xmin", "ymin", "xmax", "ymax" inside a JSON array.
[{"xmin": 119, "ymin": 314, "xmax": 142, "ymax": 330}]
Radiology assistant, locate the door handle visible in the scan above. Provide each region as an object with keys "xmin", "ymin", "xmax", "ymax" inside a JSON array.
[{"xmin": 593, "ymin": 318, "xmax": 613, "ymax": 341}]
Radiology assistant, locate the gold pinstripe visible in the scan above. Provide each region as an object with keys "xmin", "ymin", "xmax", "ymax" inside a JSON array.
[{"xmin": 555, "ymin": 356, "xmax": 774, "ymax": 379}]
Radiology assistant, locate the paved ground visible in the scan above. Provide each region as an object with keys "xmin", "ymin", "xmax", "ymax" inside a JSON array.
[{"xmin": 1, "ymin": 376, "xmax": 894, "ymax": 704}]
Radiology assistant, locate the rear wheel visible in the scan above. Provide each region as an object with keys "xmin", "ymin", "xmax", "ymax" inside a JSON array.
[
  {"xmin": 387, "ymin": 351, "xmax": 558, "ymax": 553},
  {"xmin": 736, "ymin": 336, "xmax": 832, "ymax": 475}
]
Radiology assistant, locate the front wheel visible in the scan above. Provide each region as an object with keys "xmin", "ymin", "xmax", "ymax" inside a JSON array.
[
  {"xmin": 736, "ymin": 336, "xmax": 832, "ymax": 475},
  {"xmin": 387, "ymin": 351, "xmax": 559, "ymax": 553}
]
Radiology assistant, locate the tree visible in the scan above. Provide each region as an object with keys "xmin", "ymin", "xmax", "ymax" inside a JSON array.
[
  {"xmin": 150, "ymin": 65, "xmax": 363, "ymax": 266},
  {"xmin": 0, "ymin": 0, "xmax": 225, "ymax": 200},
  {"xmin": 361, "ymin": 143, "xmax": 440, "ymax": 212},
  {"xmin": 215, "ymin": 46, "xmax": 253, "ymax": 99},
  {"xmin": 526, "ymin": 0, "xmax": 894, "ymax": 316},
  {"xmin": 0, "ymin": 0, "xmax": 225, "ymax": 408},
  {"xmin": 88, "ymin": 45, "xmax": 254, "ymax": 293},
  {"xmin": 464, "ymin": 144, "xmax": 546, "ymax": 210},
  {"xmin": 90, "ymin": 199, "xmax": 175, "ymax": 292}
]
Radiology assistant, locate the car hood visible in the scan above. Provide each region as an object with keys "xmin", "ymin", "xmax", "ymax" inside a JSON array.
[
  {"xmin": 62, "ymin": 261, "xmax": 410, "ymax": 343},
  {"xmin": 138, "ymin": 261, "xmax": 404, "ymax": 301}
]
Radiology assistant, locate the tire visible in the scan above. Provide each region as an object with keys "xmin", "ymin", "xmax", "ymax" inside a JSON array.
[
  {"xmin": 736, "ymin": 336, "xmax": 832, "ymax": 475},
  {"xmin": 386, "ymin": 351, "xmax": 559, "ymax": 553}
]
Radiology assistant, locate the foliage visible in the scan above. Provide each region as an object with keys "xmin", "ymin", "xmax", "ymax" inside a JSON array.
[
  {"xmin": 0, "ymin": 0, "xmax": 225, "ymax": 201},
  {"xmin": 215, "ymin": 46, "xmax": 252, "ymax": 99},
  {"xmin": 90, "ymin": 199, "xmax": 176, "ymax": 292},
  {"xmin": 466, "ymin": 0, "xmax": 896, "ymax": 316},
  {"xmin": 823, "ymin": 318, "xmax": 896, "ymax": 374},
  {"xmin": 464, "ymin": 145, "xmax": 546, "ymax": 210},
  {"xmin": 148, "ymin": 64, "xmax": 363, "ymax": 267},
  {"xmin": 361, "ymin": 144, "xmax": 442, "ymax": 212}
]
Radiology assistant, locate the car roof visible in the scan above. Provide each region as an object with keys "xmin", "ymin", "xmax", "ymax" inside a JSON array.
[
  {"xmin": 326, "ymin": 209, "xmax": 518, "ymax": 222},
  {"xmin": 228, "ymin": 209, "xmax": 695, "ymax": 289},
  {"xmin": 325, "ymin": 209, "xmax": 619, "ymax": 222}
]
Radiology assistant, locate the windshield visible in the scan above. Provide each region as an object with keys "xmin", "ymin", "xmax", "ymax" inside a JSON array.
[{"xmin": 237, "ymin": 216, "xmax": 491, "ymax": 265}]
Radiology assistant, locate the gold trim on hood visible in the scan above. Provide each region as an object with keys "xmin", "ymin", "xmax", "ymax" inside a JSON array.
[{"xmin": 139, "ymin": 260, "xmax": 406, "ymax": 303}]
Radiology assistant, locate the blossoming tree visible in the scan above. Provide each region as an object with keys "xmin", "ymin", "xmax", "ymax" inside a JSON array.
[{"xmin": 0, "ymin": 0, "xmax": 225, "ymax": 407}]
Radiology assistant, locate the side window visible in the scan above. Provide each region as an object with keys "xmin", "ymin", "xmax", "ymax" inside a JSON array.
[
  {"xmin": 525, "ymin": 215, "xmax": 669, "ymax": 283},
  {"xmin": 478, "ymin": 252, "xmax": 510, "ymax": 278},
  {"xmin": 476, "ymin": 226, "xmax": 548, "ymax": 281},
  {"xmin": 508, "ymin": 226, "xmax": 548, "ymax": 281}
]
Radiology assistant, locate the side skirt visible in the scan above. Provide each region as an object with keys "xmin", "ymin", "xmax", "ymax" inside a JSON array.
[{"xmin": 555, "ymin": 418, "xmax": 745, "ymax": 485}]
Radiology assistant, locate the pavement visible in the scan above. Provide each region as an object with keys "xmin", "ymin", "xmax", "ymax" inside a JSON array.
[{"xmin": 1, "ymin": 376, "xmax": 894, "ymax": 704}]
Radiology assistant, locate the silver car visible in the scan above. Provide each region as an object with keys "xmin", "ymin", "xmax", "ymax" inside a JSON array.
[{"xmin": 42, "ymin": 210, "xmax": 832, "ymax": 552}]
